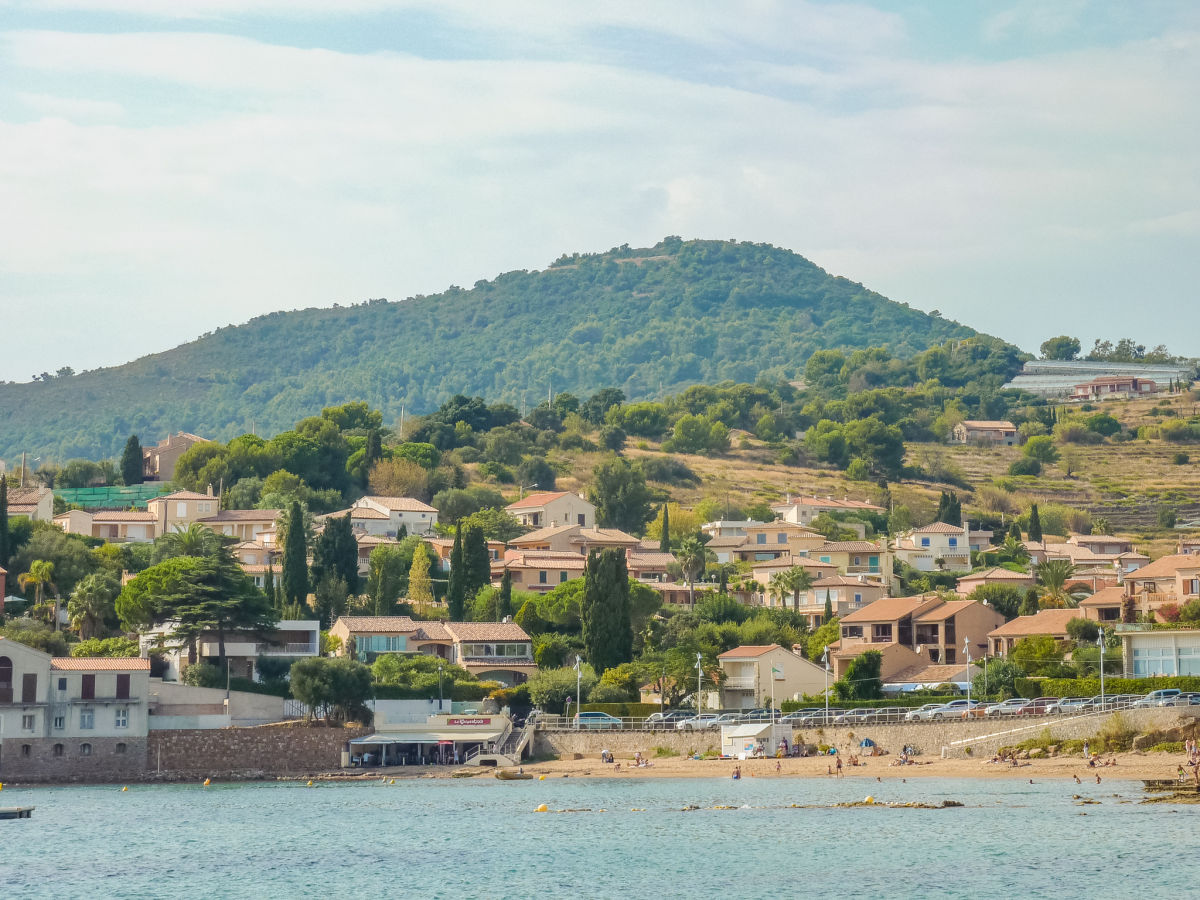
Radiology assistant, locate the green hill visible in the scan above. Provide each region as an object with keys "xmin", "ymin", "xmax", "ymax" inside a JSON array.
[{"xmin": 0, "ymin": 237, "xmax": 1007, "ymax": 462}]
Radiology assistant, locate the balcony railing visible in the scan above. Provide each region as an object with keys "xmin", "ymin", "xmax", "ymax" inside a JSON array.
[{"xmin": 723, "ymin": 676, "xmax": 756, "ymax": 689}]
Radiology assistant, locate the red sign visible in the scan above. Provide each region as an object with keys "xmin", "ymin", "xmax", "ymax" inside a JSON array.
[{"xmin": 447, "ymin": 717, "xmax": 492, "ymax": 726}]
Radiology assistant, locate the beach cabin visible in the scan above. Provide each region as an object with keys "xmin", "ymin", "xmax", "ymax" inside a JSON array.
[{"xmin": 721, "ymin": 722, "xmax": 792, "ymax": 759}]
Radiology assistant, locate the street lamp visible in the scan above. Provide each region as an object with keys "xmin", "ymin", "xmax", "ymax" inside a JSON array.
[
  {"xmin": 518, "ymin": 482, "xmax": 540, "ymax": 501},
  {"xmin": 660, "ymin": 666, "xmax": 666, "ymax": 717},
  {"xmin": 964, "ymin": 637, "xmax": 972, "ymax": 713},
  {"xmin": 695, "ymin": 653, "xmax": 703, "ymax": 716},
  {"xmin": 821, "ymin": 647, "xmax": 830, "ymax": 725},
  {"xmin": 574, "ymin": 656, "xmax": 582, "ymax": 729},
  {"xmin": 1097, "ymin": 633, "xmax": 1106, "ymax": 708},
  {"xmin": 438, "ymin": 664, "xmax": 444, "ymax": 710}
]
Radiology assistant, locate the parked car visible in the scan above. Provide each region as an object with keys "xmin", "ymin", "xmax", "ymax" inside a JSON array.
[
  {"xmin": 741, "ymin": 708, "xmax": 782, "ymax": 722},
  {"xmin": 1134, "ymin": 689, "xmax": 1181, "ymax": 708},
  {"xmin": 1016, "ymin": 697, "xmax": 1059, "ymax": 717},
  {"xmin": 1160, "ymin": 692, "xmax": 1200, "ymax": 707},
  {"xmin": 780, "ymin": 708, "xmax": 822, "ymax": 725},
  {"xmin": 1052, "ymin": 697, "xmax": 1091, "ymax": 715},
  {"xmin": 573, "ymin": 711, "xmax": 622, "ymax": 730},
  {"xmin": 984, "ymin": 698, "xmax": 1030, "ymax": 717},
  {"xmin": 710, "ymin": 712, "xmax": 745, "ymax": 726},
  {"xmin": 676, "ymin": 714, "xmax": 721, "ymax": 731},
  {"xmin": 905, "ymin": 703, "xmax": 946, "ymax": 722},
  {"xmin": 798, "ymin": 709, "xmax": 846, "ymax": 726},
  {"xmin": 644, "ymin": 711, "xmax": 691, "ymax": 730},
  {"xmin": 929, "ymin": 699, "xmax": 985, "ymax": 720},
  {"xmin": 833, "ymin": 708, "xmax": 877, "ymax": 726}
]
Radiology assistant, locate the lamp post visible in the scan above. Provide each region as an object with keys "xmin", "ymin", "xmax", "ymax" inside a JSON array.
[
  {"xmin": 518, "ymin": 482, "xmax": 540, "ymax": 501},
  {"xmin": 964, "ymin": 637, "xmax": 972, "ymax": 714},
  {"xmin": 821, "ymin": 647, "xmax": 830, "ymax": 725},
  {"xmin": 574, "ymin": 656, "xmax": 582, "ymax": 729},
  {"xmin": 660, "ymin": 666, "xmax": 666, "ymax": 717},
  {"xmin": 438, "ymin": 664, "xmax": 444, "ymax": 711},
  {"xmin": 1098, "ymin": 633, "xmax": 1106, "ymax": 709},
  {"xmin": 695, "ymin": 653, "xmax": 703, "ymax": 717}
]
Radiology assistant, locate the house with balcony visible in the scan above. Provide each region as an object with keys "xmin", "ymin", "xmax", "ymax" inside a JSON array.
[
  {"xmin": 986, "ymin": 608, "xmax": 1083, "ymax": 657},
  {"xmin": 54, "ymin": 509, "xmax": 159, "ymax": 543},
  {"xmin": 491, "ymin": 549, "xmax": 587, "ymax": 592},
  {"xmin": 0, "ymin": 638, "xmax": 150, "ymax": 780},
  {"xmin": 1071, "ymin": 375, "xmax": 1157, "ymax": 402},
  {"xmin": 141, "ymin": 620, "xmax": 321, "ymax": 682},
  {"xmin": 198, "ymin": 508, "xmax": 281, "ymax": 543},
  {"xmin": 330, "ymin": 616, "xmax": 453, "ymax": 663},
  {"xmin": 1024, "ymin": 539, "xmax": 1149, "ymax": 574},
  {"xmin": 796, "ymin": 576, "xmax": 887, "ymax": 629},
  {"xmin": 700, "ymin": 519, "xmax": 764, "ymax": 539},
  {"xmin": 443, "ymin": 622, "xmax": 536, "ymax": 686},
  {"xmin": 333, "ymin": 495, "xmax": 438, "ymax": 537},
  {"xmin": 142, "ymin": 431, "xmax": 209, "ymax": 482},
  {"xmin": 770, "ymin": 495, "xmax": 885, "ymax": 528},
  {"xmin": 508, "ymin": 524, "xmax": 641, "ymax": 556},
  {"xmin": 146, "ymin": 489, "xmax": 220, "ymax": 536},
  {"xmin": 504, "ymin": 491, "xmax": 595, "ymax": 529},
  {"xmin": 802, "ymin": 540, "xmax": 892, "ymax": 583},
  {"xmin": 894, "ymin": 523, "xmax": 971, "ymax": 572},
  {"xmin": 1078, "ymin": 586, "xmax": 1128, "ymax": 623},
  {"xmin": 1122, "ymin": 554, "xmax": 1200, "ymax": 607},
  {"xmin": 717, "ymin": 645, "xmax": 828, "ymax": 710}
]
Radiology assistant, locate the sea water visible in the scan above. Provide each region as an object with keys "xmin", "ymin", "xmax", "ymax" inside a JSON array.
[{"xmin": 0, "ymin": 776, "xmax": 1194, "ymax": 898}]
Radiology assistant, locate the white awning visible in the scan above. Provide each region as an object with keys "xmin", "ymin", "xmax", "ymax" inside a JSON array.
[
  {"xmin": 351, "ymin": 730, "xmax": 504, "ymax": 745},
  {"xmin": 723, "ymin": 724, "xmax": 773, "ymax": 738}
]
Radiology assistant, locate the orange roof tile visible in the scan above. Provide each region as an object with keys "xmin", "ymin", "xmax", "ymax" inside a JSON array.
[
  {"xmin": 987, "ymin": 608, "xmax": 1081, "ymax": 638},
  {"xmin": 505, "ymin": 490, "xmax": 574, "ymax": 510},
  {"xmin": 718, "ymin": 645, "xmax": 782, "ymax": 659},
  {"xmin": 840, "ymin": 596, "xmax": 942, "ymax": 624},
  {"xmin": 51, "ymin": 657, "xmax": 150, "ymax": 670}
]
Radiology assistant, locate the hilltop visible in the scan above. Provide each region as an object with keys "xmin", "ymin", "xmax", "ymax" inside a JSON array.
[{"xmin": 0, "ymin": 237, "xmax": 999, "ymax": 462}]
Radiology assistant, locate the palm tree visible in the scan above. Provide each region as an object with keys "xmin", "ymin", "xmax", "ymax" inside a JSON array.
[
  {"xmin": 68, "ymin": 572, "xmax": 120, "ymax": 640},
  {"xmin": 18, "ymin": 560, "xmax": 58, "ymax": 629},
  {"xmin": 786, "ymin": 565, "xmax": 815, "ymax": 611},
  {"xmin": 999, "ymin": 535, "xmax": 1029, "ymax": 565},
  {"xmin": 675, "ymin": 537, "xmax": 711, "ymax": 609},
  {"xmin": 1036, "ymin": 558, "xmax": 1077, "ymax": 608},
  {"xmin": 768, "ymin": 573, "xmax": 790, "ymax": 609},
  {"xmin": 157, "ymin": 522, "xmax": 222, "ymax": 559}
]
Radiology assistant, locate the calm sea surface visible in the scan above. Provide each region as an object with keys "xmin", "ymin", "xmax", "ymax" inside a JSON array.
[{"xmin": 0, "ymin": 775, "xmax": 1195, "ymax": 898}]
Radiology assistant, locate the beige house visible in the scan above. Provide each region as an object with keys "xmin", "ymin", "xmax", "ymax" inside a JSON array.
[
  {"xmin": 951, "ymin": 420, "xmax": 1017, "ymax": 445},
  {"xmin": 955, "ymin": 566, "xmax": 1035, "ymax": 596},
  {"xmin": 508, "ymin": 524, "xmax": 640, "ymax": 555},
  {"xmin": 987, "ymin": 608, "xmax": 1083, "ymax": 657},
  {"xmin": 1071, "ymin": 375, "xmax": 1157, "ymax": 402},
  {"xmin": 1078, "ymin": 585, "xmax": 1127, "ymax": 623},
  {"xmin": 797, "ymin": 575, "xmax": 887, "ymax": 629},
  {"xmin": 770, "ymin": 495, "xmax": 885, "ymax": 527},
  {"xmin": 336, "ymin": 495, "xmax": 439, "ymax": 536},
  {"xmin": 894, "ymin": 522, "xmax": 971, "ymax": 572},
  {"xmin": 54, "ymin": 509, "xmax": 158, "ymax": 543},
  {"xmin": 1122, "ymin": 554, "xmax": 1200, "ymax": 606},
  {"xmin": 835, "ymin": 595, "xmax": 1002, "ymax": 674},
  {"xmin": 142, "ymin": 431, "xmax": 209, "ymax": 482},
  {"xmin": 198, "ymin": 508, "xmax": 281, "ymax": 542},
  {"xmin": 141, "ymin": 620, "xmax": 320, "ymax": 682},
  {"xmin": 7, "ymin": 486, "xmax": 54, "ymax": 522},
  {"xmin": 145, "ymin": 488, "xmax": 220, "ymax": 535},
  {"xmin": 802, "ymin": 539, "xmax": 892, "ymax": 583},
  {"xmin": 491, "ymin": 550, "xmax": 587, "ymax": 592},
  {"xmin": 717, "ymin": 645, "xmax": 829, "ymax": 709},
  {"xmin": 504, "ymin": 491, "xmax": 595, "ymax": 529}
]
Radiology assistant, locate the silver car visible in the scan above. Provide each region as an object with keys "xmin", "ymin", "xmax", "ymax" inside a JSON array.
[{"xmin": 904, "ymin": 703, "xmax": 945, "ymax": 722}]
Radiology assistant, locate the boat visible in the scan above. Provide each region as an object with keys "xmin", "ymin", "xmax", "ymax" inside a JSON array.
[
  {"xmin": 495, "ymin": 770, "xmax": 533, "ymax": 781},
  {"xmin": 0, "ymin": 807, "xmax": 35, "ymax": 820}
]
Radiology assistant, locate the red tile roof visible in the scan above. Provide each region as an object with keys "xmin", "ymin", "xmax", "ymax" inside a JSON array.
[
  {"xmin": 718, "ymin": 645, "xmax": 782, "ymax": 659},
  {"xmin": 361, "ymin": 496, "xmax": 437, "ymax": 512},
  {"xmin": 987, "ymin": 608, "xmax": 1080, "ymax": 638},
  {"xmin": 840, "ymin": 596, "xmax": 942, "ymax": 624},
  {"xmin": 51, "ymin": 657, "xmax": 150, "ymax": 670},
  {"xmin": 505, "ymin": 491, "xmax": 574, "ymax": 510},
  {"xmin": 1126, "ymin": 554, "xmax": 1200, "ymax": 580}
]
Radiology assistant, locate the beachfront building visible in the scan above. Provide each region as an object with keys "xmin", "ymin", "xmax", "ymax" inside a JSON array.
[
  {"xmin": 1118, "ymin": 627, "xmax": 1200, "ymax": 678},
  {"xmin": 141, "ymin": 620, "xmax": 321, "ymax": 683},
  {"xmin": 986, "ymin": 608, "xmax": 1083, "ymax": 657},
  {"xmin": 349, "ymin": 711, "xmax": 517, "ymax": 767},
  {"xmin": 0, "ymin": 637, "xmax": 150, "ymax": 780},
  {"xmin": 717, "ymin": 645, "xmax": 828, "ymax": 710}
]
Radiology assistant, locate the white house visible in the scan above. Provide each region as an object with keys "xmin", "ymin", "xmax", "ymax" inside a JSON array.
[
  {"xmin": 893, "ymin": 522, "xmax": 972, "ymax": 571},
  {"xmin": 717, "ymin": 644, "xmax": 829, "ymax": 710},
  {"xmin": 504, "ymin": 491, "xmax": 595, "ymax": 529},
  {"xmin": 349, "ymin": 495, "xmax": 439, "ymax": 536},
  {"xmin": 1119, "ymin": 627, "xmax": 1200, "ymax": 678},
  {"xmin": 140, "ymin": 620, "xmax": 321, "ymax": 683}
]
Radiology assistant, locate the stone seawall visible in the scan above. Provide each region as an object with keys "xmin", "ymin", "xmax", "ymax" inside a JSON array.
[
  {"xmin": 0, "ymin": 736, "xmax": 149, "ymax": 783},
  {"xmin": 146, "ymin": 722, "xmax": 369, "ymax": 779},
  {"xmin": 535, "ymin": 708, "xmax": 1195, "ymax": 761}
]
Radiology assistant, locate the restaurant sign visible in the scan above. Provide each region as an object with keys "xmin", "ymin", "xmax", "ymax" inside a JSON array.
[{"xmin": 446, "ymin": 717, "xmax": 492, "ymax": 726}]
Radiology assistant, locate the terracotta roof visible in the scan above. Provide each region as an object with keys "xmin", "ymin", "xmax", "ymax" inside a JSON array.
[
  {"xmin": 718, "ymin": 645, "xmax": 783, "ymax": 659},
  {"xmin": 572, "ymin": 528, "xmax": 640, "ymax": 545},
  {"xmin": 811, "ymin": 575, "xmax": 881, "ymax": 587},
  {"xmin": 505, "ymin": 490, "xmax": 574, "ymax": 510},
  {"xmin": 959, "ymin": 420, "xmax": 1017, "ymax": 429},
  {"xmin": 773, "ymin": 496, "xmax": 884, "ymax": 511},
  {"xmin": 1126, "ymin": 554, "xmax": 1200, "ymax": 581},
  {"xmin": 885, "ymin": 663, "xmax": 976, "ymax": 685},
  {"xmin": 89, "ymin": 510, "xmax": 158, "ymax": 522},
  {"xmin": 7, "ymin": 487, "xmax": 50, "ymax": 505},
  {"xmin": 154, "ymin": 491, "xmax": 213, "ymax": 501},
  {"xmin": 910, "ymin": 522, "xmax": 966, "ymax": 534},
  {"xmin": 198, "ymin": 509, "xmax": 280, "ymax": 522},
  {"xmin": 360, "ymin": 496, "xmax": 437, "ymax": 512},
  {"xmin": 348, "ymin": 507, "xmax": 391, "ymax": 520},
  {"xmin": 335, "ymin": 616, "xmax": 421, "ymax": 633},
  {"xmin": 51, "ymin": 657, "xmax": 150, "ymax": 670},
  {"xmin": 915, "ymin": 600, "xmax": 981, "ymax": 623},
  {"xmin": 445, "ymin": 622, "xmax": 531, "ymax": 642},
  {"xmin": 628, "ymin": 552, "xmax": 677, "ymax": 567},
  {"xmin": 1079, "ymin": 586, "xmax": 1126, "ymax": 607},
  {"xmin": 840, "ymin": 596, "xmax": 942, "ymax": 624},
  {"xmin": 815, "ymin": 541, "xmax": 884, "ymax": 553},
  {"xmin": 510, "ymin": 523, "xmax": 579, "ymax": 544},
  {"xmin": 958, "ymin": 567, "xmax": 1033, "ymax": 582},
  {"xmin": 987, "ymin": 608, "xmax": 1081, "ymax": 638},
  {"xmin": 500, "ymin": 553, "xmax": 587, "ymax": 571},
  {"xmin": 705, "ymin": 535, "xmax": 749, "ymax": 548}
]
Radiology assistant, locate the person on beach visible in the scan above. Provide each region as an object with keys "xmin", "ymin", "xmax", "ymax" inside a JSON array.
[
  {"xmin": 1082, "ymin": 740, "xmax": 1089, "ymax": 760},
  {"xmin": 732, "ymin": 767, "xmax": 741, "ymax": 780},
  {"xmin": 836, "ymin": 756, "xmax": 843, "ymax": 778},
  {"xmin": 776, "ymin": 760, "xmax": 782, "ymax": 774}
]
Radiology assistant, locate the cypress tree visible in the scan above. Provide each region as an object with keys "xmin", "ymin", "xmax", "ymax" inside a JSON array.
[
  {"xmin": 580, "ymin": 549, "xmax": 632, "ymax": 674},
  {"xmin": 1008, "ymin": 521, "xmax": 1022, "ymax": 542},
  {"xmin": 282, "ymin": 501, "xmax": 310, "ymax": 611},
  {"xmin": 498, "ymin": 569, "xmax": 513, "ymax": 620},
  {"xmin": 398, "ymin": 523, "xmax": 408, "ymax": 539},
  {"xmin": 263, "ymin": 565, "xmax": 278, "ymax": 612},
  {"xmin": 312, "ymin": 513, "xmax": 360, "ymax": 595},
  {"xmin": 447, "ymin": 522, "xmax": 465, "ymax": 621},
  {"xmin": 119, "ymin": 435, "xmax": 144, "ymax": 486},
  {"xmin": 718, "ymin": 567, "xmax": 727, "ymax": 594},
  {"xmin": 1027, "ymin": 503, "xmax": 1043, "ymax": 543},
  {"xmin": 823, "ymin": 589, "xmax": 833, "ymax": 624},
  {"xmin": 1020, "ymin": 587, "xmax": 1040, "ymax": 617},
  {"xmin": 365, "ymin": 428, "xmax": 382, "ymax": 465},
  {"xmin": 0, "ymin": 478, "xmax": 8, "ymax": 570},
  {"xmin": 462, "ymin": 524, "xmax": 491, "ymax": 599},
  {"xmin": 659, "ymin": 505, "xmax": 671, "ymax": 553}
]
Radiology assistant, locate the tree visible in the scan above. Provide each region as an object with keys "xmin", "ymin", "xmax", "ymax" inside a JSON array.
[
  {"xmin": 368, "ymin": 458, "xmax": 430, "ymax": 502},
  {"xmin": 0, "ymin": 478, "xmax": 10, "ymax": 570},
  {"xmin": 823, "ymin": 589, "xmax": 834, "ymax": 624},
  {"xmin": 461, "ymin": 525, "xmax": 491, "ymax": 601},
  {"xmin": 966, "ymin": 584, "xmax": 1023, "ymax": 620},
  {"xmin": 67, "ymin": 571, "xmax": 120, "ymax": 640},
  {"xmin": 19, "ymin": 560, "xmax": 58, "ymax": 629},
  {"xmin": 263, "ymin": 565, "xmax": 278, "ymax": 612},
  {"xmin": 527, "ymin": 663, "xmax": 598, "ymax": 714},
  {"xmin": 659, "ymin": 505, "xmax": 671, "ymax": 553},
  {"xmin": 154, "ymin": 522, "xmax": 222, "ymax": 561},
  {"xmin": 1027, "ymin": 504, "xmax": 1043, "ymax": 543},
  {"xmin": 1020, "ymin": 587, "xmax": 1040, "ymax": 617},
  {"xmin": 71, "ymin": 636, "xmax": 139, "ymax": 658},
  {"xmin": 580, "ymin": 549, "xmax": 632, "ymax": 673},
  {"xmin": 497, "ymin": 569, "xmax": 513, "ymax": 621},
  {"xmin": 935, "ymin": 491, "xmax": 961, "ymax": 526},
  {"xmin": 1009, "ymin": 634, "xmax": 1066, "ymax": 677},
  {"xmin": 1065, "ymin": 616, "xmax": 1100, "ymax": 643},
  {"xmin": 289, "ymin": 657, "xmax": 373, "ymax": 724},
  {"xmin": 366, "ymin": 545, "xmax": 407, "ymax": 616},
  {"xmin": 282, "ymin": 501, "xmax": 310, "ymax": 610},
  {"xmin": 806, "ymin": 617, "xmax": 840, "ymax": 662},
  {"xmin": 120, "ymin": 434, "xmax": 144, "ymax": 486},
  {"xmin": 1040, "ymin": 335, "xmax": 1081, "ymax": 361},
  {"xmin": 312, "ymin": 573, "xmax": 349, "ymax": 629},
  {"xmin": 835, "ymin": 649, "xmax": 882, "ymax": 700},
  {"xmin": 311, "ymin": 513, "xmax": 359, "ymax": 595},
  {"xmin": 447, "ymin": 522, "xmax": 466, "ymax": 621},
  {"xmin": 674, "ymin": 537, "xmax": 710, "ymax": 608},
  {"xmin": 457, "ymin": 507, "xmax": 527, "ymax": 542},
  {"xmin": 1023, "ymin": 436, "xmax": 1059, "ymax": 464},
  {"xmin": 408, "ymin": 545, "xmax": 434, "ymax": 610},
  {"xmin": 588, "ymin": 456, "xmax": 654, "ymax": 533},
  {"xmin": 1035, "ymin": 558, "xmax": 1076, "ymax": 607},
  {"xmin": 972, "ymin": 656, "xmax": 1023, "ymax": 698}
]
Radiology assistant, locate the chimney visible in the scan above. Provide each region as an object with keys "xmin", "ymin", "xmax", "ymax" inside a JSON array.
[{"xmin": 206, "ymin": 484, "xmax": 214, "ymax": 497}]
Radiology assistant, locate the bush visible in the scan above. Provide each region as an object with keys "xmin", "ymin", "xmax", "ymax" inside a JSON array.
[
  {"xmin": 1015, "ymin": 675, "xmax": 1200, "ymax": 698},
  {"xmin": 1158, "ymin": 506, "xmax": 1178, "ymax": 529},
  {"xmin": 181, "ymin": 662, "xmax": 225, "ymax": 688},
  {"xmin": 578, "ymin": 702, "xmax": 660, "ymax": 718},
  {"xmin": 1008, "ymin": 457, "xmax": 1042, "ymax": 476},
  {"xmin": 71, "ymin": 636, "xmax": 140, "ymax": 658},
  {"xmin": 1023, "ymin": 435, "xmax": 1059, "ymax": 462},
  {"xmin": 1172, "ymin": 451, "xmax": 1190, "ymax": 465},
  {"xmin": 640, "ymin": 456, "xmax": 700, "ymax": 486}
]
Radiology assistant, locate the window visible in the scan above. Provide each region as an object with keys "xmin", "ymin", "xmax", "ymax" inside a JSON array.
[
  {"xmin": 854, "ymin": 593, "xmax": 863, "ymax": 604},
  {"xmin": 944, "ymin": 649, "xmax": 956, "ymax": 664},
  {"xmin": 559, "ymin": 571, "xmax": 568, "ymax": 583},
  {"xmin": 577, "ymin": 514, "xmax": 585, "ymax": 526},
  {"xmin": 57, "ymin": 677, "xmax": 67, "ymax": 692},
  {"xmin": 53, "ymin": 743, "xmax": 64, "ymax": 757},
  {"xmin": 869, "ymin": 555, "xmax": 879, "ymax": 569},
  {"xmin": 777, "ymin": 533, "xmax": 787, "ymax": 544},
  {"xmin": 22, "ymin": 672, "xmax": 37, "ymax": 703},
  {"xmin": 539, "ymin": 571, "xmax": 548, "ymax": 584},
  {"xmin": 176, "ymin": 502, "xmax": 188, "ymax": 517},
  {"xmin": 80, "ymin": 743, "xmax": 92, "ymax": 757},
  {"xmin": 115, "ymin": 707, "xmax": 129, "ymax": 729},
  {"xmin": 0, "ymin": 655, "xmax": 11, "ymax": 703},
  {"xmin": 22, "ymin": 714, "xmax": 36, "ymax": 731},
  {"xmin": 948, "ymin": 537, "xmax": 958, "ymax": 548},
  {"xmin": 819, "ymin": 556, "xmax": 831, "ymax": 564},
  {"xmin": 21, "ymin": 744, "xmax": 31, "ymax": 758},
  {"xmin": 81, "ymin": 674, "xmax": 95, "ymax": 700},
  {"xmin": 756, "ymin": 533, "xmax": 766, "ymax": 545},
  {"xmin": 920, "ymin": 537, "xmax": 931, "ymax": 548},
  {"xmin": 80, "ymin": 707, "xmax": 95, "ymax": 730},
  {"xmin": 53, "ymin": 715, "xmax": 65, "ymax": 730},
  {"xmin": 853, "ymin": 556, "xmax": 861, "ymax": 566},
  {"xmin": 115, "ymin": 743, "xmax": 127, "ymax": 755},
  {"xmin": 116, "ymin": 673, "xmax": 131, "ymax": 700}
]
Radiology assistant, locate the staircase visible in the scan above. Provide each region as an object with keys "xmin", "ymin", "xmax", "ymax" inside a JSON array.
[{"xmin": 465, "ymin": 718, "xmax": 537, "ymax": 767}]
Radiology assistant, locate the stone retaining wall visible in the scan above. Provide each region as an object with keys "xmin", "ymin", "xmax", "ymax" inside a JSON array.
[
  {"xmin": 0, "ymin": 736, "xmax": 149, "ymax": 783},
  {"xmin": 146, "ymin": 723, "xmax": 368, "ymax": 779},
  {"xmin": 535, "ymin": 708, "xmax": 1195, "ymax": 761}
]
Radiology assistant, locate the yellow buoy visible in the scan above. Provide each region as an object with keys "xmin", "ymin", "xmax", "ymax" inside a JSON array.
[
  {"xmin": 203, "ymin": 778, "xmax": 211, "ymax": 787},
  {"xmin": 306, "ymin": 780, "xmax": 314, "ymax": 787},
  {"xmin": 389, "ymin": 779, "xmax": 395, "ymax": 785},
  {"xmin": 864, "ymin": 796, "xmax": 875, "ymax": 805},
  {"xmin": 535, "ymin": 803, "xmax": 549, "ymax": 813},
  {"xmin": 122, "ymin": 786, "xmax": 128, "ymax": 792},
  {"xmin": 538, "ymin": 775, "xmax": 546, "ymax": 781}
]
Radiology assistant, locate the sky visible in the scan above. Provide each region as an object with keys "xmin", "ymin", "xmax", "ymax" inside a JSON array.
[{"xmin": 1, "ymin": 1, "xmax": 1198, "ymax": 382}]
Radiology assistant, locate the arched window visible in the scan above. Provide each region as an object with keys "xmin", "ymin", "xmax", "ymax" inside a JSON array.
[
  {"xmin": 53, "ymin": 743, "xmax": 65, "ymax": 757},
  {"xmin": 114, "ymin": 743, "xmax": 127, "ymax": 755},
  {"xmin": 0, "ymin": 656, "xmax": 12, "ymax": 703},
  {"xmin": 80, "ymin": 743, "xmax": 92, "ymax": 757}
]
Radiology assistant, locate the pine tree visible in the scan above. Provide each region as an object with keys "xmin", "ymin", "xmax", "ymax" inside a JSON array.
[
  {"xmin": 462, "ymin": 525, "xmax": 491, "ymax": 599},
  {"xmin": 580, "ymin": 549, "xmax": 632, "ymax": 674},
  {"xmin": 0, "ymin": 478, "xmax": 9, "ymax": 570},
  {"xmin": 1020, "ymin": 587, "xmax": 1040, "ymax": 617},
  {"xmin": 312, "ymin": 513, "xmax": 359, "ymax": 595},
  {"xmin": 498, "ymin": 569, "xmax": 513, "ymax": 620},
  {"xmin": 1027, "ymin": 503, "xmax": 1043, "ymax": 543},
  {"xmin": 823, "ymin": 589, "xmax": 833, "ymax": 624},
  {"xmin": 659, "ymin": 504, "xmax": 671, "ymax": 553},
  {"xmin": 119, "ymin": 434, "xmax": 144, "ymax": 486},
  {"xmin": 408, "ymin": 545, "xmax": 434, "ymax": 610},
  {"xmin": 447, "ymin": 522, "xmax": 466, "ymax": 621},
  {"xmin": 263, "ymin": 565, "xmax": 278, "ymax": 612},
  {"xmin": 282, "ymin": 501, "xmax": 310, "ymax": 611},
  {"xmin": 398, "ymin": 523, "xmax": 408, "ymax": 539},
  {"xmin": 365, "ymin": 428, "xmax": 382, "ymax": 465}
]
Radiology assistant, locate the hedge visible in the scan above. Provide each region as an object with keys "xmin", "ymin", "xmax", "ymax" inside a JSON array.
[
  {"xmin": 1014, "ymin": 675, "xmax": 1200, "ymax": 698},
  {"xmin": 579, "ymin": 702, "xmax": 662, "ymax": 718}
]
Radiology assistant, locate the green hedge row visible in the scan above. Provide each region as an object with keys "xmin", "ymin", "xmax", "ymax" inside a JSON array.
[
  {"xmin": 1014, "ymin": 675, "xmax": 1200, "ymax": 698},
  {"xmin": 578, "ymin": 702, "xmax": 662, "ymax": 718}
]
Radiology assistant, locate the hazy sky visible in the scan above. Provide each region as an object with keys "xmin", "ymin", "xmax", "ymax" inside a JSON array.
[{"xmin": 1, "ymin": 1, "xmax": 1198, "ymax": 382}]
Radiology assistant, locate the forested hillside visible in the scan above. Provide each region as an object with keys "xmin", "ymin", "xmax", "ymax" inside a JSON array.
[{"xmin": 0, "ymin": 237, "xmax": 1014, "ymax": 461}]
